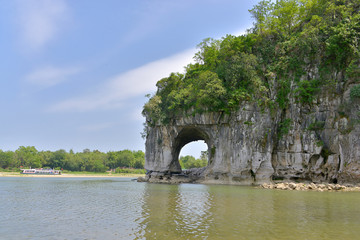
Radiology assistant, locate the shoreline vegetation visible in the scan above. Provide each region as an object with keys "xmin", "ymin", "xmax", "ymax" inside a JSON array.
[
  {"xmin": 0, "ymin": 147, "xmax": 146, "ymax": 174},
  {"xmin": 0, "ymin": 171, "xmax": 145, "ymax": 178}
]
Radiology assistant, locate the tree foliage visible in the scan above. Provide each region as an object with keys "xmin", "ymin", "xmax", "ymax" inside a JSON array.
[
  {"xmin": 350, "ymin": 84, "xmax": 360, "ymax": 100},
  {"xmin": 179, "ymin": 151, "xmax": 208, "ymax": 169},
  {"xmin": 143, "ymin": 0, "xmax": 360, "ymax": 125},
  {"xmin": 0, "ymin": 146, "xmax": 145, "ymax": 172}
]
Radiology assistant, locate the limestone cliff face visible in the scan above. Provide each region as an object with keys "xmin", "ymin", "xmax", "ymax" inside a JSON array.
[{"xmin": 144, "ymin": 85, "xmax": 360, "ymax": 185}]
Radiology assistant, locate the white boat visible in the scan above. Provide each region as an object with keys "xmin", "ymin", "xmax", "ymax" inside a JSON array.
[{"xmin": 20, "ymin": 168, "xmax": 61, "ymax": 175}]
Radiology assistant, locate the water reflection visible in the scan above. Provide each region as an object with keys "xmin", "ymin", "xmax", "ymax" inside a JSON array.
[
  {"xmin": 175, "ymin": 184, "xmax": 213, "ymax": 236},
  {"xmin": 135, "ymin": 183, "xmax": 213, "ymax": 239},
  {"xmin": 136, "ymin": 184, "xmax": 360, "ymax": 240}
]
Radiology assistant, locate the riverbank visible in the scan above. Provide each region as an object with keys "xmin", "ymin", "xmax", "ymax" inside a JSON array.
[
  {"xmin": 0, "ymin": 172, "xmax": 145, "ymax": 178},
  {"xmin": 261, "ymin": 182, "xmax": 360, "ymax": 192}
]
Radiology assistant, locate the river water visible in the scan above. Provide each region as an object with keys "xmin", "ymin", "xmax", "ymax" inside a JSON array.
[{"xmin": 0, "ymin": 177, "xmax": 359, "ymax": 240}]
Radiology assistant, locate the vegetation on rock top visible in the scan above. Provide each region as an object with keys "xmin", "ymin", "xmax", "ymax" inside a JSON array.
[{"xmin": 143, "ymin": 0, "xmax": 360, "ymax": 128}]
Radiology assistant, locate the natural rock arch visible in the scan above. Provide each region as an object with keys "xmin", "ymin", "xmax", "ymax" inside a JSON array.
[
  {"xmin": 143, "ymin": 100, "xmax": 360, "ymax": 185},
  {"xmin": 145, "ymin": 123, "xmax": 215, "ymax": 176},
  {"xmin": 173, "ymin": 127, "xmax": 210, "ymax": 169},
  {"xmin": 143, "ymin": 110, "xmax": 276, "ymax": 184}
]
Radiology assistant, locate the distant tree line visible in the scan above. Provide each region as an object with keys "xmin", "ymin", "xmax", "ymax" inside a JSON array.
[
  {"xmin": 0, "ymin": 146, "xmax": 145, "ymax": 172},
  {"xmin": 179, "ymin": 151, "xmax": 208, "ymax": 169}
]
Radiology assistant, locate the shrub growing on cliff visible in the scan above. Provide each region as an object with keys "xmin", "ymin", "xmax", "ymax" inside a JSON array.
[
  {"xmin": 307, "ymin": 121, "xmax": 325, "ymax": 131},
  {"xmin": 350, "ymin": 84, "xmax": 360, "ymax": 100},
  {"xmin": 278, "ymin": 118, "xmax": 292, "ymax": 138},
  {"xmin": 295, "ymin": 79, "xmax": 320, "ymax": 104}
]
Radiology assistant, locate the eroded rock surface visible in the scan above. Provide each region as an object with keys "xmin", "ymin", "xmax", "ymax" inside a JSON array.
[{"xmin": 143, "ymin": 88, "xmax": 360, "ymax": 185}]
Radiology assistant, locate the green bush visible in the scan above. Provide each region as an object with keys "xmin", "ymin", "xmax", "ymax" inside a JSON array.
[
  {"xmin": 295, "ymin": 79, "xmax": 320, "ymax": 104},
  {"xmin": 350, "ymin": 85, "xmax": 360, "ymax": 100},
  {"xmin": 0, "ymin": 167, "xmax": 20, "ymax": 172},
  {"xmin": 278, "ymin": 118, "xmax": 292, "ymax": 138},
  {"xmin": 307, "ymin": 121, "xmax": 325, "ymax": 131},
  {"xmin": 276, "ymin": 80, "xmax": 291, "ymax": 110}
]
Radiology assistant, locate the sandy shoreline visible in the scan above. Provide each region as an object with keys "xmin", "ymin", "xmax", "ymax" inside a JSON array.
[{"xmin": 0, "ymin": 172, "xmax": 144, "ymax": 178}]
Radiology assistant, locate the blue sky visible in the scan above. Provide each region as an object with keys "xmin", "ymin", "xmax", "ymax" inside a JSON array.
[{"xmin": 0, "ymin": 0, "xmax": 259, "ymax": 156}]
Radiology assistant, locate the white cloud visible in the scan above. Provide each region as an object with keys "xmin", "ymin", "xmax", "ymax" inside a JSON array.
[
  {"xmin": 47, "ymin": 26, "xmax": 251, "ymax": 112},
  {"xmin": 50, "ymin": 48, "xmax": 196, "ymax": 112},
  {"xmin": 26, "ymin": 66, "xmax": 81, "ymax": 87},
  {"xmin": 16, "ymin": 0, "xmax": 69, "ymax": 50}
]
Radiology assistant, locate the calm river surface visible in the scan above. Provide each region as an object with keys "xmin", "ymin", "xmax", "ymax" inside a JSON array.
[{"xmin": 0, "ymin": 177, "xmax": 359, "ymax": 240}]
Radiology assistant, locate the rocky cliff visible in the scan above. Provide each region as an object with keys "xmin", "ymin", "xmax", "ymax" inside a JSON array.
[
  {"xmin": 143, "ymin": 84, "xmax": 360, "ymax": 185},
  {"xmin": 141, "ymin": 0, "xmax": 360, "ymax": 185}
]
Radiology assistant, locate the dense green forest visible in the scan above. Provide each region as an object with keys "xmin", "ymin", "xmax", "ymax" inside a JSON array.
[
  {"xmin": 0, "ymin": 146, "xmax": 207, "ymax": 172},
  {"xmin": 0, "ymin": 147, "xmax": 145, "ymax": 173},
  {"xmin": 143, "ymin": 0, "xmax": 360, "ymax": 126}
]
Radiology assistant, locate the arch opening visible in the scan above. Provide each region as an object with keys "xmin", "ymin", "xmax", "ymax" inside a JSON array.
[
  {"xmin": 179, "ymin": 140, "xmax": 208, "ymax": 170},
  {"xmin": 171, "ymin": 127, "xmax": 210, "ymax": 172}
]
